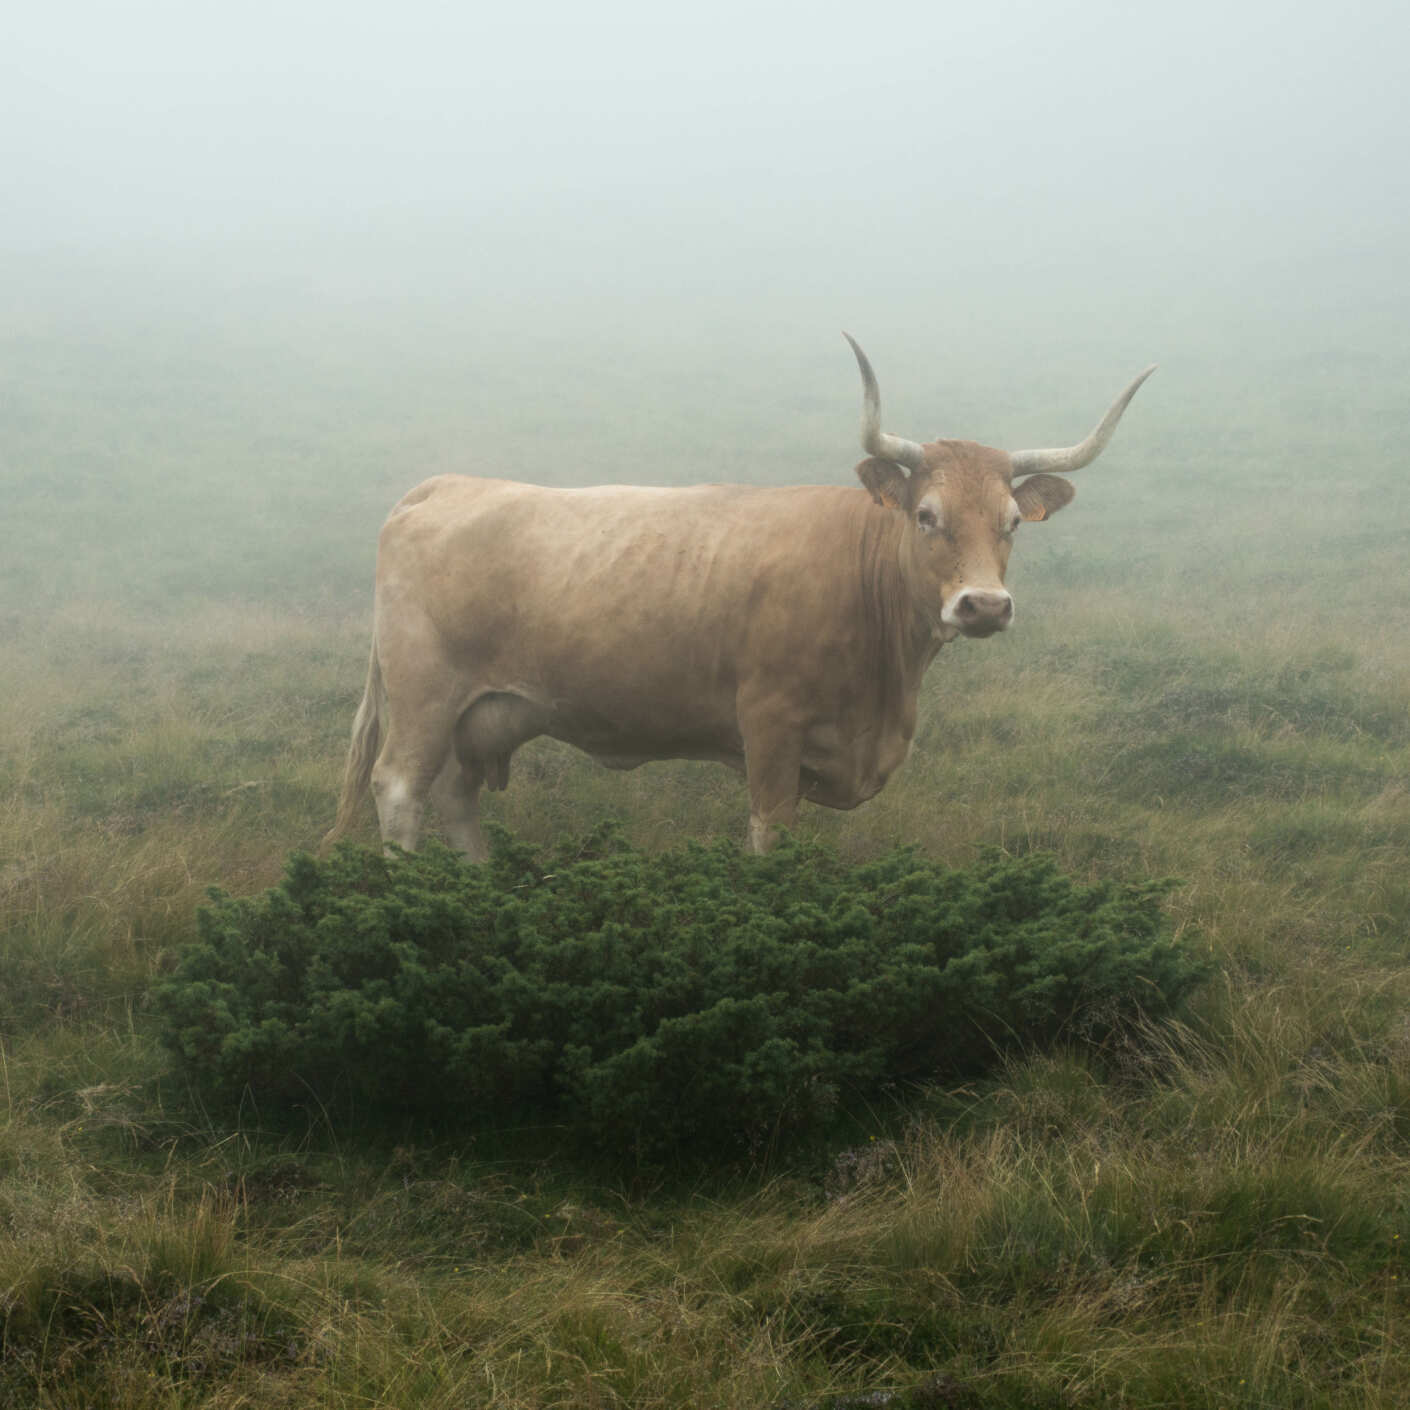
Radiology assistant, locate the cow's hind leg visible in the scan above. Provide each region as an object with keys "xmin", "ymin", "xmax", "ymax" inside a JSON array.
[
  {"xmin": 369, "ymin": 612, "xmax": 480, "ymax": 854},
  {"xmin": 433, "ymin": 692, "xmax": 549, "ymax": 859},
  {"xmin": 370, "ymin": 734, "xmax": 448, "ymax": 852},
  {"xmin": 431, "ymin": 756, "xmax": 489, "ymax": 862},
  {"xmin": 370, "ymin": 695, "xmax": 462, "ymax": 854}
]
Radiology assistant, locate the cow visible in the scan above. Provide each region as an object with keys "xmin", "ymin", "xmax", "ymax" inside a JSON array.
[{"xmin": 325, "ymin": 337, "xmax": 1154, "ymax": 858}]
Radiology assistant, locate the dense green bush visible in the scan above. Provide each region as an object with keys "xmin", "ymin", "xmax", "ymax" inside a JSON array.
[{"xmin": 156, "ymin": 829, "xmax": 1204, "ymax": 1162}]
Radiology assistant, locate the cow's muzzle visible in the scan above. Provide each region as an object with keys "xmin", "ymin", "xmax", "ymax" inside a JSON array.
[{"xmin": 943, "ymin": 588, "xmax": 1014, "ymax": 637}]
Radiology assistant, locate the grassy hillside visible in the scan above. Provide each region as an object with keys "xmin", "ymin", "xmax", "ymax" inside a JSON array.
[{"xmin": 1, "ymin": 286, "xmax": 1408, "ymax": 1406}]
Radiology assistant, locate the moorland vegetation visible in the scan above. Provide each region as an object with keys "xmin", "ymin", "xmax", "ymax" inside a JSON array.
[{"xmin": 2, "ymin": 288, "xmax": 1408, "ymax": 1407}]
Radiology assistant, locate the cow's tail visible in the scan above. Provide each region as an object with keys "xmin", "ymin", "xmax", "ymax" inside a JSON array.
[{"xmin": 322, "ymin": 635, "xmax": 384, "ymax": 851}]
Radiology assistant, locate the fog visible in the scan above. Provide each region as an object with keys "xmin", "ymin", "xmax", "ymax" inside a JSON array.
[
  {"xmin": 4, "ymin": 0, "xmax": 1408, "ymax": 620},
  {"xmin": 8, "ymin": 0, "xmax": 1406, "ymax": 311}
]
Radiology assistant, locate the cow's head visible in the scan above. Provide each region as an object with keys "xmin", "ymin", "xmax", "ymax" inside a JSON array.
[{"xmin": 845, "ymin": 334, "xmax": 1155, "ymax": 640}]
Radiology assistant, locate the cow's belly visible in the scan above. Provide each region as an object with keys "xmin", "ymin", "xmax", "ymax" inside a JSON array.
[
  {"xmin": 798, "ymin": 724, "xmax": 914, "ymax": 812},
  {"xmin": 592, "ymin": 748, "xmax": 746, "ymax": 773},
  {"xmin": 459, "ymin": 680, "xmax": 911, "ymax": 812},
  {"xmin": 543, "ymin": 703, "xmax": 745, "ymax": 773},
  {"xmin": 455, "ymin": 684, "xmax": 741, "ymax": 778}
]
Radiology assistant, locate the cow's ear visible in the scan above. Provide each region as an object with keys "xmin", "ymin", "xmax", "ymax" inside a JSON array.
[
  {"xmin": 856, "ymin": 458, "xmax": 914, "ymax": 512},
  {"xmin": 1013, "ymin": 474, "xmax": 1076, "ymax": 522}
]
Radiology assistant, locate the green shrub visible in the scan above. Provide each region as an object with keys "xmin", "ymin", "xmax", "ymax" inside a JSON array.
[{"xmin": 155, "ymin": 829, "xmax": 1204, "ymax": 1163}]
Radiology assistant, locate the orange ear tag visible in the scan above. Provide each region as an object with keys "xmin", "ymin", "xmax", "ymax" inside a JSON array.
[{"xmin": 1024, "ymin": 503, "xmax": 1048, "ymax": 522}]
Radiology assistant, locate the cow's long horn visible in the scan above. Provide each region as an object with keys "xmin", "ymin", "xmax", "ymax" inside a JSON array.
[
  {"xmin": 843, "ymin": 332, "xmax": 927, "ymax": 472},
  {"xmin": 1009, "ymin": 365, "xmax": 1158, "ymax": 479}
]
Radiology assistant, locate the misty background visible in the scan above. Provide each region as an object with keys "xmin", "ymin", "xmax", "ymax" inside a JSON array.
[{"xmin": 3, "ymin": 0, "xmax": 1407, "ymax": 621}]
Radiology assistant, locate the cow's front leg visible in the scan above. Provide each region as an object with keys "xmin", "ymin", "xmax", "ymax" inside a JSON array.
[{"xmin": 741, "ymin": 718, "xmax": 803, "ymax": 855}]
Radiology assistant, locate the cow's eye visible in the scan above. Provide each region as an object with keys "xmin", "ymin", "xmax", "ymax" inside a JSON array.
[
  {"xmin": 1004, "ymin": 512, "xmax": 1022, "ymax": 537},
  {"xmin": 916, "ymin": 505, "xmax": 939, "ymax": 531}
]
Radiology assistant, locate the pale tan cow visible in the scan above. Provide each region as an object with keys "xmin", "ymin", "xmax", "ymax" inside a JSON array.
[{"xmin": 326, "ymin": 337, "xmax": 1154, "ymax": 857}]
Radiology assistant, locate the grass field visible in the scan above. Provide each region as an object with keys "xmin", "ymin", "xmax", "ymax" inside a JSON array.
[{"xmin": 2, "ymin": 280, "xmax": 1408, "ymax": 1407}]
